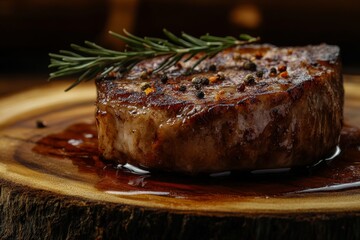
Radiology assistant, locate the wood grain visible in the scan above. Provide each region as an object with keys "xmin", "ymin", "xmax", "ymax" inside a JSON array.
[{"xmin": 0, "ymin": 77, "xmax": 360, "ymax": 239}]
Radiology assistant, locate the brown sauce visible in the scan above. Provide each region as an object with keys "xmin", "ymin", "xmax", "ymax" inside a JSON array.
[{"xmin": 32, "ymin": 123, "xmax": 360, "ymax": 199}]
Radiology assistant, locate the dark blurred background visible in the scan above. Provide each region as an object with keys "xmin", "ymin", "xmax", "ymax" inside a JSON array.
[{"xmin": 1, "ymin": 0, "xmax": 360, "ymax": 76}]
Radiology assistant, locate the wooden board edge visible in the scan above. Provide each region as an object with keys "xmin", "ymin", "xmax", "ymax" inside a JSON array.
[{"xmin": 1, "ymin": 178, "xmax": 360, "ymax": 239}]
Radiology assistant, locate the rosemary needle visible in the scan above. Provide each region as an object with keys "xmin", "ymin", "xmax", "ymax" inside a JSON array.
[{"xmin": 49, "ymin": 29, "xmax": 259, "ymax": 91}]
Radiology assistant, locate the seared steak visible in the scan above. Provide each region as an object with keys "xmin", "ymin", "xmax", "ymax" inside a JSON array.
[{"xmin": 95, "ymin": 44, "xmax": 343, "ymax": 174}]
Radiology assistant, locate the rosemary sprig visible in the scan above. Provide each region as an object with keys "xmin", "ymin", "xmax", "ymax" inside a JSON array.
[{"xmin": 49, "ymin": 29, "xmax": 259, "ymax": 91}]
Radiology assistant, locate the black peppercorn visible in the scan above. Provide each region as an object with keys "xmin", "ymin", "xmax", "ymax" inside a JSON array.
[
  {"xmin": 36, "ymin": 120, "xmax": 47, "ymax": 128},
  {"xmin": 160, "ymin": 74, "xmax": 168, "ymax": 84},
  {"xmin": 200, "ymin": 77, "xmax": 209, "ymax": 85},
  {"xmin": 244, "ymin": 74, "xmax": 255, "ymax": 85},
  {"xmin": 256, "ymin": 70, "xmax": 263, "ymax": 78},
  {"xmin": 270, "ymin": 67, "xmax": 277, "ymax": 75},
  {"xmin": 209, "ymin": 64, "xmax": 217, "ymax": 72},
  {"xmin": 196, "ymin": 91, "xmax": 205, "ymax": 99},
  {"xmin": 179, "ymin": 85, "xmax": 186, "ymax": 92},
  {"xmin": 243, "ymin": 61, "xmax": 257, "ymax": 71},
  {"xmin": 192, "ymin": 76, "xmax": 209, "ymax": 85}
]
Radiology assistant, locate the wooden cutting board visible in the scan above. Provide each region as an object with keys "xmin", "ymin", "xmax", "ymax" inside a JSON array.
[{"xmin": 0, "ymin": 78, "xmax": 360, "ymax": 240}]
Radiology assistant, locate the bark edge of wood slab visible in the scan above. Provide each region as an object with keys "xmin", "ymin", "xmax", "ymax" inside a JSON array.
[{"xmin": 1, "ymin": 179, "xmax": 360, "ymax": 240}]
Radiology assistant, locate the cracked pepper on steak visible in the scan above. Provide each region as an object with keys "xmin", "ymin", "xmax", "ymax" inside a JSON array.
[{"xmin": 95, "ymin": 44, "xmax": 343, "ymax": 174}]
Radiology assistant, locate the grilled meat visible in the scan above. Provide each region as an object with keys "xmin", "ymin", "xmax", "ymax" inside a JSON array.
[{"xmin": 96, "ymin": 44, "xmax": 343, "ymax": 174}]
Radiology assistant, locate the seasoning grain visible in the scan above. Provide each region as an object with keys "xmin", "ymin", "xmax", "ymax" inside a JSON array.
[
  {"xmin": 243, "ymin": 61, "xmax": 257, "ymax": 71},
  {"xmin": 244, "ymin": 74, "xmax": 255, "ymax": 85},
  {"xmin": 179, "ymin": 85, "xmax": 187, "ymax": 92},
  {"xmin": 196, "ymin": 91, "xmax": 205, "ymax": 99},
  {"xmin": 160, "ymin": 74, "xmax": 168, "ymax": 84}
]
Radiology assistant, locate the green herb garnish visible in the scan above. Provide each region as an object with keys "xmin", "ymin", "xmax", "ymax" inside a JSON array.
[{"xmin": 49, "ymin": 29, "xmax": 259, "ymax": 91}]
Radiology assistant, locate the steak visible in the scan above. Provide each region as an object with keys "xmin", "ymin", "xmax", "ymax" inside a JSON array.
[{"xmin": 95, "ymin": 44, "xmax": 343, "ymax": 174}]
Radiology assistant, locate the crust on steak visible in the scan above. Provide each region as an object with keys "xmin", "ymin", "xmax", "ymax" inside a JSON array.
[{"xmin": 96, "ymin": 44, "xmax": 343, "ymax": 174}]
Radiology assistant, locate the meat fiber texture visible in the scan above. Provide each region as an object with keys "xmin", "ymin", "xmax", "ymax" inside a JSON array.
[{"xmin": 95, "ymin": 44, "xmax": 343, "ymax": 174}]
